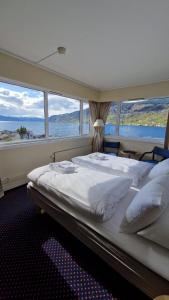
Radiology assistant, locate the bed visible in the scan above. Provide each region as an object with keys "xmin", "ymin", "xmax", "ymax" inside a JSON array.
[{"xmin": 27, "ymin": 162, "xmax": 169, "ymax": 299}]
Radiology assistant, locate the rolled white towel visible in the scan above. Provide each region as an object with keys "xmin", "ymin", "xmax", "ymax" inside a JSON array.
[
  {"xmin": 49, "ymin": 161, "xmax": 77, "ymax": 174},
  {"xmin": 89, "ymin": 152, "xmax": 108, "ymax": 160}
]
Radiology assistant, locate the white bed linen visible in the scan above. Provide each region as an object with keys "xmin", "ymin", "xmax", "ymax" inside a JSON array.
[
  {"xmin": 72, "ymin": 153, "xmax": 153, "ymax": 186},
  {"xmin": 28, "ymin": 176, "xmax": 169, "ymax": 282},
  {"xmin": 27, "ymin": 164, "xmax": 132, "ymax": 221}
]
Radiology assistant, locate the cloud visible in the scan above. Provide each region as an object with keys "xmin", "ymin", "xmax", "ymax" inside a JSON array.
[
  {"xmin": 0, "ymin": 95, "xmax": 23, "ymax": 106},
  {"xmin": 28, "ymin": 100, "xmax": 44, "ymax": 109},
  {"xmin": 0, "ymin": 89, "xmax": 10, "ymax": 96},
  {"xmin": 0, "ymin": 85, "xmax": 44, "ymax": 117},
  {"xmin": 0, "ymin": 83, "xmax": 81, "ymax": 118},
  {"xmin": 48, "ymin": 95, "xmax": 80, "ymax": 115}
]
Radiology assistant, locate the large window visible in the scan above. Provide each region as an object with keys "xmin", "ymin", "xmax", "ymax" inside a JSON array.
[
  {"xmin": 0, "ymin": 82, "xmax": 45, "ymax": 142},
  {"xmin": 0, "ymin": 81, "xmax": 90, "ymax": 144},
  {"xmin": 48, "ymin": 93, "xmax": 80, "ymax": 138},
  {"xmin": 105, "ymin": 98, "xmax": 169, "ymax": 140}
]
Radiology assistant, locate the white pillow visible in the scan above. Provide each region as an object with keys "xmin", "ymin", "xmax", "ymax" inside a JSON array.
[
  {"xmin": 148, "ymin": 158, "xmax": 169, "ymax": 179},
  {"xmin": 120, "ymin": 175, "xmax": 169, "ymax": 233},
  {"xmin": 138, "ymin": 207, "xmax": 169, "ymax": 250}
]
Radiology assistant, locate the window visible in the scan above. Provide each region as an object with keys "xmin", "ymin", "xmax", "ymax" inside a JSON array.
[
  {"xmin": 48, "ymin": 93, "xmax": 80, "ymax": 138},
  {"xmin": 105, "ymin": 98, "xmax": 169, "ymax": 140},
  {"xmin": 0, "ymin": 81, "xmax": 90, "ymax": 144},
  {"xmin": 0, "ymin": 82, "xmax": 45, "ymax": 143}
]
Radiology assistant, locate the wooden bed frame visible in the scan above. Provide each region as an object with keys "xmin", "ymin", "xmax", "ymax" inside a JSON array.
[{"xmin": 28, "ymin": 186, "xmax": 169, "ymax": 299}]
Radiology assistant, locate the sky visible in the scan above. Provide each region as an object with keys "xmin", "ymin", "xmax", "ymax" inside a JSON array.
[{"xmin": 0, "ymin": 82, "xmax": 85, "ymax": 118}]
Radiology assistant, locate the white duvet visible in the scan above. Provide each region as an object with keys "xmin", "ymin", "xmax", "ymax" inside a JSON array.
[
  {"xmin": 28, "ymin": 162, "xmax": 132, "ymax": 221},
  {"xmin": 72, "ymin": 153, "xmax": 153, "ymax": 186}
]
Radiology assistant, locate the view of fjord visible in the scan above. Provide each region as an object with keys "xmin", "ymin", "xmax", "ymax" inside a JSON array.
[
  {"xmin": 0, "ymin": 81, "xmax": 90, "ymax": 142},
  {"xmin": 0, "ymin": 119, "xmax": 166, "ymax": 141},
  {"xmin": 0, "ymin": 120, "xmax": 89, "ymax": 139},
  {"xmin": 0, "ymin": 108, "xmax": 90, "ymax": 141},
  {"xmin": 0, "ymin": 81, "xmax": 169, "ymax": 143},
  {"xmin": 0, "ymin": 102, "xmax": 167, "ymax": 142}
]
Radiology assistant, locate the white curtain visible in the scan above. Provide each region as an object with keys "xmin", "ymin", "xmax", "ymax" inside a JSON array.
[{"xmin": 89, "ymin": 101, "xmax": 112, "ymax": 152}]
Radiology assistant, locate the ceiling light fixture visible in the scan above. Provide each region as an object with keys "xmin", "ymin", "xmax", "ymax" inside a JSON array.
[
  {"xmin": 36, "ymin": 46, "xmax": 66, "ymax": 64},
  {"xmin": 57, "ymin": 46, "xmax": 66, "ymax": 54}
]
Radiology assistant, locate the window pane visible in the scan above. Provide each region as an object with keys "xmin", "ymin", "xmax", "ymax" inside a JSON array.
[
  {"xmin": 48, "ymin": 94, "xmax": 80, "ymax": 138},
  {"xmin": 0, "ymin": 82, "xmax": 45, "ymax": 143},
  {"xmin": 105, "ymin": 102, "xmax": 120, "ymax": 135},
  {"xmin": 119, "ymin": 98, "xmax": 169, "ymax": 139},
  {"xmin": 83, "ymin": 102, "xmax": 90, "ymax": 135}
]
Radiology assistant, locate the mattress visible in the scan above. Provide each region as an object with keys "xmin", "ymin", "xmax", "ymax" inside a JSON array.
[{"xmin": 28, "ymin": 176, "xmax": 169, "ymax": 282}]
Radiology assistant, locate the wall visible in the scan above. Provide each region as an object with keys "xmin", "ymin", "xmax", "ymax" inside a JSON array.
[
  {"xmin": 0, "ymin": 137, "xmax": 92, "ymax": 191},
  {"xmin": 0, "ymin": 52, "xmax": 99, "ymax": 101},
  {"xmin": 99, "ymin": 81, "xmax": 169, "ymax": 102}
]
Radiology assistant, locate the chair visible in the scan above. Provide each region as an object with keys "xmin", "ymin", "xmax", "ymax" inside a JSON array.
[
  {"xmin": 139, "ymin": 146, "xmax": 169, "ymax": 164},
  {"xmin": 103, "ymin": 141, "xmax": 120, "ymax": 156}
]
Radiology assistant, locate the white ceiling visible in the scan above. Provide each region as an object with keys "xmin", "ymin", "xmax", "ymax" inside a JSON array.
[{"xmin": 1, "ymin": 0, "xmax": 169, "ymax": 91}]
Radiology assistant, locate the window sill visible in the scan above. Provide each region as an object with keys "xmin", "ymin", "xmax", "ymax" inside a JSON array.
[{"xmin": 0, "ymin": 135, "xmax": 91, "ymax": 150}]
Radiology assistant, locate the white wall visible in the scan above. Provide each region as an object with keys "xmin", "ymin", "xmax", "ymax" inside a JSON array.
[{"xmin": 0, "ymin": 137, "xmax": 92, "ymax": 191}]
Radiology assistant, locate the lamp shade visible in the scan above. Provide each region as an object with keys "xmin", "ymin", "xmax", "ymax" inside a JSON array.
[{"xmin": 93, "ymin": 119, "xmax": 104, "ymax": 127}]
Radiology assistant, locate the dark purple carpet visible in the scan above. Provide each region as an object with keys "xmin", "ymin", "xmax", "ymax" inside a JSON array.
[{"xmin": 0, "ymin": 186, "xmax": 151, "ymax": 300}]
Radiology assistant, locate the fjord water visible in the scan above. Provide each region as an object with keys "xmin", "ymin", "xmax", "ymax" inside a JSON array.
[
  {"xmin": 0, "ymin": 121, "xmax": 165, "ymax": 139},
  {"xmin": 0, "ymin": 121, "xmax": 88, "ymax": 137}
]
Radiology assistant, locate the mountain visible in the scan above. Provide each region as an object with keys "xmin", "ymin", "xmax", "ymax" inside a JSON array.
[
  {"xmin": 0, "ymin": 99, "xmax": 168, "ymax": 123},
  {"xmin": 107, "ymin": 98, "xmax": 169, "ymax": 126},
  {"xmin": 0, "ymin": 108, "xmax": 90, "ymax": 123},
  {"xmin": 0, "ymin": 115, "xmax": 44, "ymax": 122},
  {"xmin": 49, "ymin": 110, "xmax": 80, "ymax": 122},
  {"xmin": 109, "ymin": 98, "xmax": 169, "ymax": 114},
  {"xmin": 49, "ymin": 108, "xmax": 90, "ymax": 122}
]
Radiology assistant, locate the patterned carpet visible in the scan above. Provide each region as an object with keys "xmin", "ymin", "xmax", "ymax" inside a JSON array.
[{"xmin": 0, "ymin": 185, "xmax": 151, "ymax": 300}]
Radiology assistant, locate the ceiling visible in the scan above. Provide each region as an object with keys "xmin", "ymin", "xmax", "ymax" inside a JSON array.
[{"xmin": 1, "ymin": 0, "xmax": 169, "ymax": 91}]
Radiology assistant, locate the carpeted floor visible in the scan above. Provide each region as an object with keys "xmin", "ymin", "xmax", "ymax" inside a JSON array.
[{"xmin": 0, "ymin": 185, "xmax": 151, "ymax": 300}]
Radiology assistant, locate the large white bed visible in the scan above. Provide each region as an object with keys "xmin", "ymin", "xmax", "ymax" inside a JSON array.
[
  {"xmin": 27, "ymin": 158, "xmax": 169, "ymax": 298},
  {"xmin": 28, "ymin": 177, "xmax": 169, "ymax": 282}
]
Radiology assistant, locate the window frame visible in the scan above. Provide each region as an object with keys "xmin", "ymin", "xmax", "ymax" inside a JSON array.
[
  {"xmin": 0, "ymin": 78, "xmax": 91, "ymax": 148},
  {"xmin": 105, "ymin": 98, "xmax": 168, "ymax": 142}
]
